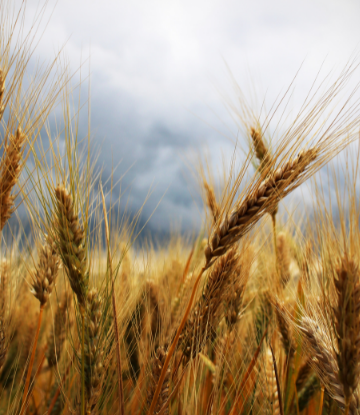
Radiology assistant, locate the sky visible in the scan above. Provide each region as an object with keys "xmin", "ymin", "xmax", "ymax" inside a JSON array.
[{"xmin": 9, "ymin": 0, "xmax": 360, "ymax": 237}]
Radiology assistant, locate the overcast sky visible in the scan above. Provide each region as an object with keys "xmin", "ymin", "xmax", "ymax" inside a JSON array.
[{"xmin": 11, "ymin": 0, "xmax": 360, "ymax": 236}]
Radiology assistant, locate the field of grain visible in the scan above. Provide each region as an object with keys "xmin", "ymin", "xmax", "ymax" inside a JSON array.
[{"xmin": 1, "ymin": 2, "xmax": 360, "ymax": 415}]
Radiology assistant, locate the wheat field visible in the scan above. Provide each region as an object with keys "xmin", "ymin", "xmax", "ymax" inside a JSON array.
[{"xmin": 1, "ymin": 2, "xmax": 360, "ymax": 415}]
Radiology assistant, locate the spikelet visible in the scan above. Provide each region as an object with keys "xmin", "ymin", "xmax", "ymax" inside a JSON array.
[
  {"xmin": 30, "ymin": 241, "xmax": 59, "ymax": 306},
  {"xmin": 148, "ymin": 346, "xmax": 170, "ymax": 415},
  {"xmin": 54, "ymin": 186, "xmax": 88, "ymax": 308},
  {"xmin": 265, "ymin": 346, "xmax": 280, "ymax": 415},
  {"xmin": 84, "ymin": 288, "xmax": 105, "ymax": 413},
  {"xmin": 47, "ymin": 294, "xmax": 70, "ymax": 368},
  {"xmin": 0, "ymin": 127, "xmax": 26, "ymax": 231},
  {"xmin": 0, "ymin": 68, "xmax": 5, "ymax": 122},
  {"xmin": 277, "ymin": 232, "xmax": 291, "ymax": 287},
  {"xmin": 205, "ymin": 148, "xmax": 317, "ymax": 268},
  {"xmin": 179, "ymin": 249, "xmax": 239, "ymax": 362},
  {"xmin": 333, "ymin": 256, "xmax": 360, "ymax": 403}
]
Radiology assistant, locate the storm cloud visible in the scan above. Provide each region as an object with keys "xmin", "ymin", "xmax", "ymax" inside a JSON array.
[{"xmin": 10, "ymin": 0, "xmax": 360, "ymax": 238}]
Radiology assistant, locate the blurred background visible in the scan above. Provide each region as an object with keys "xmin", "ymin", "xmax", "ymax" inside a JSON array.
[{"xmin": 10, "ymin": 0, "xmax": 360, "ymax": 240}]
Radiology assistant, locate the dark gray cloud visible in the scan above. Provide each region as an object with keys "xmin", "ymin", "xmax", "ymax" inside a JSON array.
[{"xmin": 6, "ymin": 0, "xmax": 360, "ymax": 239}]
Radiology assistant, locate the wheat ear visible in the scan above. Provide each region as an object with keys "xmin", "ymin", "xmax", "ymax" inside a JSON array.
[
  {"xmin": 205, "ymin": 148, "xmax": 317, "ymax": 268},
  {"xmin": 203, "ymin": 180, "xmax": 219, "ymax": 223},
  {"xmin": 54, "ymin": 185, "xmax": 88, "ymax": 308},
  {"xmin": 83, "ymin": 288, "xmax": 105, "ymax": 413},
  {"xmin": 265, "ymin": 346, "xmax": 281, "ymax": 415},
  {"xmin": 21, "ymin": 240, "xmax": 59, "ymax": 415},
  {"xmin": 30, "ymin": 240, "xmax": 59, "ymax": 306},
  {"xmin": 300, "ymin": 317, "xmax": 348, "ymax": 410},
  {"xmin": 148, "ymin": 347, "xmax": 170, "ymax": 415},
  {"xmin": 333, "ymin": 256, "xmax": 360, "ymax": 407},
  {"xmin": 0, "ymin": 127, "xmax": 26, "ymax": 231},
  {"xmin": 250, "ymin": 126, "xmax": 279, "ymax": 272},
  {"xmin": 179, "ymin": 249, "xmax": 239, "ymax": 363},
  {"xmin": 250, "ymin": 127, "xmax": 272, "ymax": 172}
]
